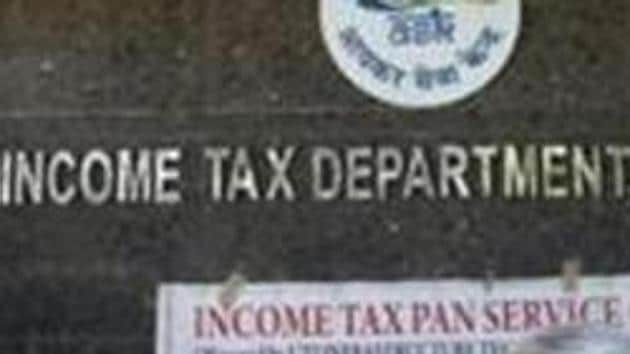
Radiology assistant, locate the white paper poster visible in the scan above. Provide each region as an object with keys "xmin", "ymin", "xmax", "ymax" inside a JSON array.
[{"xmin": 157, "ymin": 277, "xmax": 630, "ymax": 354}]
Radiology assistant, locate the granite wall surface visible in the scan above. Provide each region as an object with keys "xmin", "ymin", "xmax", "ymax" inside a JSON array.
[{"xmin": 1, "ymin": 1, "xmax": 630, "ymax": 353}]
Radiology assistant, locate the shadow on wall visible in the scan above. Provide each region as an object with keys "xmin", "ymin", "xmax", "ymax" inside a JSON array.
[
  {"xmin": 0, "ymin": 0, "xmax": 201, "ymax": 30},
  {"xmin": 0, "ymin": 0, "xmax": 303, "ymax": 58},
  {"xmin": 0, "ymin": 0, "xmax": 202, "ymax": 50}
]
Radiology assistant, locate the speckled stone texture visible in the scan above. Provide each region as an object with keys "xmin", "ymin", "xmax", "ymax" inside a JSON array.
[{"xmin": 0, "ymin": 1, "xmax": 630, "ymax": 353}]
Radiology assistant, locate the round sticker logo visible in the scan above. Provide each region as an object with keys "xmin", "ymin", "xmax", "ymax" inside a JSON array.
[{"xmin": 320, "ymin": 0, "xmax": 521, "ymax": 109}]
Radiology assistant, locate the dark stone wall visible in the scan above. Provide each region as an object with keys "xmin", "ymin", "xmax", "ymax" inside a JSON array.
[{"xmin": 0, "ymin": 1, "xmax": 630, "ymax": 353}]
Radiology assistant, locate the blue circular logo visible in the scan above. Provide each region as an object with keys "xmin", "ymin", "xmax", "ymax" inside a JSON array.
[{"xmin": 320, "ymin": 0, "xmax": 522, "ymax": 109}]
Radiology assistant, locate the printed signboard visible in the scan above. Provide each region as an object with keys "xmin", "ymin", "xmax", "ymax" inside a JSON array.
[{"xmin": 157, "ymin": 277, "xmax": 630, "ymax": 354}]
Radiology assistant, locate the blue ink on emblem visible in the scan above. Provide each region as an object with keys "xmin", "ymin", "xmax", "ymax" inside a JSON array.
[
  {"xmin": 415, "ymin": 65, "xmax": 461, "ymax": 90},
  {"xmin": 388, "ymin": 8, "xmax": 455, "ymax": 47},
  {"xmin": 339, "ymin": 28, "xmax": 407, "ymax": 87},
  {"xmin": 358, "ymin": 0, "xmax": 431, "ymax": 12},
  {"xmin": 457, "ymin": 27, "xmax": 504, "ymax": 68}
]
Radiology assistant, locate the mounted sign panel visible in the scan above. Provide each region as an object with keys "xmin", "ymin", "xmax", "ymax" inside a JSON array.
[{"xmin": 157, "ymin": 277, "xmax": 630, "ymax": 354}]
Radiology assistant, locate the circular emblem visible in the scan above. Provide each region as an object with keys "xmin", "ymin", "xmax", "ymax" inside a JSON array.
[{"xmin": 320, "ymin": 0, "xmax": 521, "ymax": 109}]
